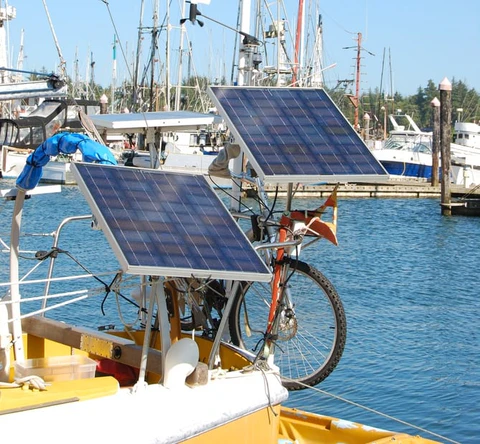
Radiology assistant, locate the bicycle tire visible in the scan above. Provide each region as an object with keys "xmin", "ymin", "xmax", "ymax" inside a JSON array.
[{"xmin": 228, "ymin": 258, "xmax": 347, "ymax": 390}]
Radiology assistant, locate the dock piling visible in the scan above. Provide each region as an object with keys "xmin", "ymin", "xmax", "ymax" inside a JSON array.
[
  {"xmin": 430, "ymin": 97, "xmax": 440, "ymax": 187},
  {"xmin": 439, "ymin": 78, "xmax": 452, "ymax": 216}
]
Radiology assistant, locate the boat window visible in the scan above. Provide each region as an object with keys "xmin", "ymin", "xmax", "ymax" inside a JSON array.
[
  {"xmin": 417, "ymin": 144, "xmax": 431, "ymax": 154},
  {"xmin": 45, "ymin": 111, "xmax": 66, "ymax": 137},
  {"xmin": 86, "ymin": 105, "xmax": 100, "ymax": 115},
  {"xmin": 18, "ymin": 123, "xmax": 46, "ymax": 147},
  {"xmin": 67, "ymin": 106, "xmax": 80, "ymax": 121},
  {"xmin": 27, "ymin": 101, "xmax": 61, "ymax": 118}
]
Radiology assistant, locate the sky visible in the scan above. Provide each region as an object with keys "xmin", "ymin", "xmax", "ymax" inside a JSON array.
[{"xmin": 3, "ymin": 0, "xmax": 480, "ymax": 98}]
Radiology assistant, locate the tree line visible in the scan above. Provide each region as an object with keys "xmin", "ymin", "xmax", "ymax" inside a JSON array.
[
  {"xmin": 31, "ymin": 68, "xmax": 479, "ymax": 135},
  {"xmin": 327, "ymin": 78, "xmax": 480, "ymax": 137}
]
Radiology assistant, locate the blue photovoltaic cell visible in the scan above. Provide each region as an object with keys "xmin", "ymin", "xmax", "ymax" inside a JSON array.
[
  {"xmin": 208, "ymin": 86, "xmax": 388, "ymax": 183},
  {"xmin": 72, "ymin": 163, "xmax": 271, "ymax": 281}
]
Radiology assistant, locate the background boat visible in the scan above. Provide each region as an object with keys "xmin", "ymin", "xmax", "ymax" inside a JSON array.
[
  {"xmin": 454, "ymin": 120, "xmax": 480, "ymax": 149},
  {"xmin": 370, "ymin": 113, "xmax": 480, "ymax": 187},
  {"xmin": 0, "ymin": 98, "xmax": 104, "ymax": 184}
]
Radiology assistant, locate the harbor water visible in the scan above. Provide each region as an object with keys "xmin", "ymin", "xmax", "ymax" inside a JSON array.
[{"xmin": 0, "ymin": 178, "xmax": 478, "ymax": 444}]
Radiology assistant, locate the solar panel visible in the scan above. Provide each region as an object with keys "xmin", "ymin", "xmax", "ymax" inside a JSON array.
[
  {"xmin": 72, "ymin": 163, "xmax": 271, "ymax": 281},
  {"xmin": 208, "ymin": 86, "xmax": 388, "ymax": 184}
]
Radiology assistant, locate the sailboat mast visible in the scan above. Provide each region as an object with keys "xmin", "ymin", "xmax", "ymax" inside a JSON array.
[
  {"xmin": 149, "ymin": 0, "xmax": 159, "ymax": 111},
  {"xmin": 310, "ymin": 13, "xmax": 324, "ymax": 87},
  {"xmin": 354, "ymin": 32, "xmax": 362, "ymax": 129},
  {"xmin": 164, "ymin": 0, "xmax": 170, "ymax": 111},
  {"xmin": 133, "ymin": 0, "xmax": 145, "ymax": 111},
  {"xmin": 41, "ymin": 0, "xmax": 66, "ymax": 78},
  {"xmin": 111, "ymin": 35, "xmax": 117, "ymax": 113},
  {"xmin": 73, "ymin": 47, "xmax": 79, "ymax": 98},
  {"xmin": 175, "ymin": 0, "xmax": 187, "ymax": 111},
  {"xmin": 237, "ymin": 0, "xmax": 251, "ymax": 86},
  {"xmin": 14, "ymin": 28, "xmax": 24, "ymax": 84},
  {"xmin": 292, "ymin": 0, "xmax": 304, "ymax": 86}
]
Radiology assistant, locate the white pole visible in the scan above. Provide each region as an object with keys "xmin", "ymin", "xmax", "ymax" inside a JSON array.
[
  {"xmin": 236, "ymin": 0, "xmax": 251, "ymax": 87},
  {"xmin": 111, "ymin": 35, "xmax": 117, "ymax": 113},
  {"xmin": 9, "ymin": 190, "xmax": 26, "ymax": 362},
  {"xmin": 230, "ymin": 0, "xmax": 252, "ymax": 211}
]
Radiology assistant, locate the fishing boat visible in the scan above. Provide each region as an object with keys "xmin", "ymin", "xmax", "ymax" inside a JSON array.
[
  {"xmin": 0, "ymin": 98, "xmax": 104, "ymax": 184},
  {"xmin": 371, "ymin": 113, "xmax": 480, "ymax": 186},
  {"xmin": 453, "ymin": 120, "xmax": 480, "ymax": 149}
]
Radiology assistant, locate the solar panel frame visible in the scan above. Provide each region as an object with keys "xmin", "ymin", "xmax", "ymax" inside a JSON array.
[
  {"xmin": 72, "ymin": 163, "xmax": 272, "ymax": 282},
  {"xmin": 208, "ymin": 86, "xmax": 389, "ymax": 184},
  {"xmin": 89, "ymin": 110, "xmax": 223, "ymax": 133}
]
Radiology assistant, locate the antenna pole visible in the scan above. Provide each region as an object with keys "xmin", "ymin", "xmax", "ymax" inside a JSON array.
[{"xmin": 354, "ymin": 32, "xmax": 362, "ymax": 130}]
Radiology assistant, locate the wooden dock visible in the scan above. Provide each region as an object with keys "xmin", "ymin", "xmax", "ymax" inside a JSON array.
[{"xmin": 260, "ymin": 180, "xmax": 480, "ymax": 199}]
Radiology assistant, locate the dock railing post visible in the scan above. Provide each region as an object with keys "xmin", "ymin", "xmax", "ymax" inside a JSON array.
[
  {"xmin": 439, "ymin": 78, "xmax": 452, "ymax": 216},
  {"xmin": 430, "ymin": 97, "xmax": 440, "ymax": 187}
]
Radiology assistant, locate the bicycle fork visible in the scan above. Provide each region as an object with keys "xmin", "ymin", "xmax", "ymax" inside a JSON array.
[{"xmin": 262, "ymin": 225, "xmax": 296, "ymax": 365}]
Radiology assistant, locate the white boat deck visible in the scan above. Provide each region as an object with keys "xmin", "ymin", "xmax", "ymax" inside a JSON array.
[{"xmin": 0, "ymin": 370, "xmax": 287, "ymax": 444}]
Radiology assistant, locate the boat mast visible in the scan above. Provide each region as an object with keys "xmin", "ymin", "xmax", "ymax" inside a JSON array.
[
  {"xmin": 236, "ymin": 0, "xmax": 251, "ymax": 87},
  {"xmin": 149, "ymin": 0, "xmax": 159, "ymax": 111},
  {"xmin": 41, "ymin": 0, "xmax": 66, "ymax": 78},
  {"xmin": 229, "ymin": 0, "xmax": 253, "ymax": 212},
  {"xmin": 164, "ymin": 0, "xmax": 170, "ymax": 111},
  {"xmin": 175, "ymin": 0, "xmax": 186, "ymax": 111},
  {"xmin": 309, "ymin": 13, "xmax": 324, "ymax": 88},
  {"xmin": 111, "ymin": 35, "xmax": 117, "ymax": 113},
  {"xmin": 15, "ymin": 29, "xmax": 24, "ymax": 81},
  {"xmin": 72, "ymin": 47, "xmax": 78, "ymax": 98},
  {"xmin": 353, "ymin": 32, "xmax": 362, "ymax": 130},
  {"xmin": 0, "ymin": 3, "xmax": 16, "ymax": 84},
  {"xmin": 292, "ymin": 0, "xmax": 304, "ymax": 86},
  {"xmin": 133, "ymin": 0, "xmax": 145, "ymax": 111}
]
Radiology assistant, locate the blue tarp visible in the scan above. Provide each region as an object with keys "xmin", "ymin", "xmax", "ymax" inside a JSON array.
[{"xmin": 16, "ymin": 132, "xmax": 117, "ymax": 190}]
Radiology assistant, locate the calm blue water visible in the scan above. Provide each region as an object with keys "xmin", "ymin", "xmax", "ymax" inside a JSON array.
[{"xmin": 0, "ymin": 178, "xmax": 478, "ymax": 444}]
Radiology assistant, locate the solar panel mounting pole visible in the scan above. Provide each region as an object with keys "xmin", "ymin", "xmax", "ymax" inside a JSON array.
[
  {"xmin": 154, "ymin": 276, "xmax": 171, "ymax": 383},
  {"xmin": 286, "ymin": 183, "xmax": 293, "ymax": 212},
  {"xmin": 208, "ymin": 281, "xmax": 242, "ymax": 369},
  {"xmin": 8, "ymin": 190, "xmax": 26, "ymax": 362},
  {"xmin": 135, "ymin": 276, "xmax": 170, "ymax": 389},
  {"xmin": 230, "ymin": 0, "xmax": 252, "ymax": 211}
]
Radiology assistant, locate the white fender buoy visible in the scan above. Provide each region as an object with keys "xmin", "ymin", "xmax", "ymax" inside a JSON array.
[{"xmin": 163, "ymin": 338, "xmax": 199, "ymax": 389}]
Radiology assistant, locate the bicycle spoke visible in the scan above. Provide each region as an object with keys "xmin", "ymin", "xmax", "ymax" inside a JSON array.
[{"xmin": 229, "ymin": 259, "xmax": 346, "ymax": 390}]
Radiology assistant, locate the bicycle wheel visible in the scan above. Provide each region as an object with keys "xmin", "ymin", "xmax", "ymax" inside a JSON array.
[{"xmin": 228, "ymin": 258, "xmax": 346, "ymax": 390}]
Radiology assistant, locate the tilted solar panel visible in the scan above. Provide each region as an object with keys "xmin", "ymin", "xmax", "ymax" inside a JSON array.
[
  {"xmin": 72, "ymin": 163, "xmax": 271, "ymax": 281},
  {"xmin": 208, "ymin": 86, "xmax": 388, "ymax": 184}
]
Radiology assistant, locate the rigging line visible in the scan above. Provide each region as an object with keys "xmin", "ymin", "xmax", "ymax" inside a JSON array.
[
  {"xmin": 461, "ymin": 182, "xmax": 480, "ymax": 199},
  {"xmin": 100, "ymin": 1, "xmax": 133, "ymax": 81},
  {"xmin": 100, "ymin": 0, "xmax": 152, "ymax": 130},
  {"xmin": 279, "ymin": 374, "xmax": 461, "ymax": 444},
  {"xmin": 316, "ymin": 5, "xmax": 356, "ymax": 36}
]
